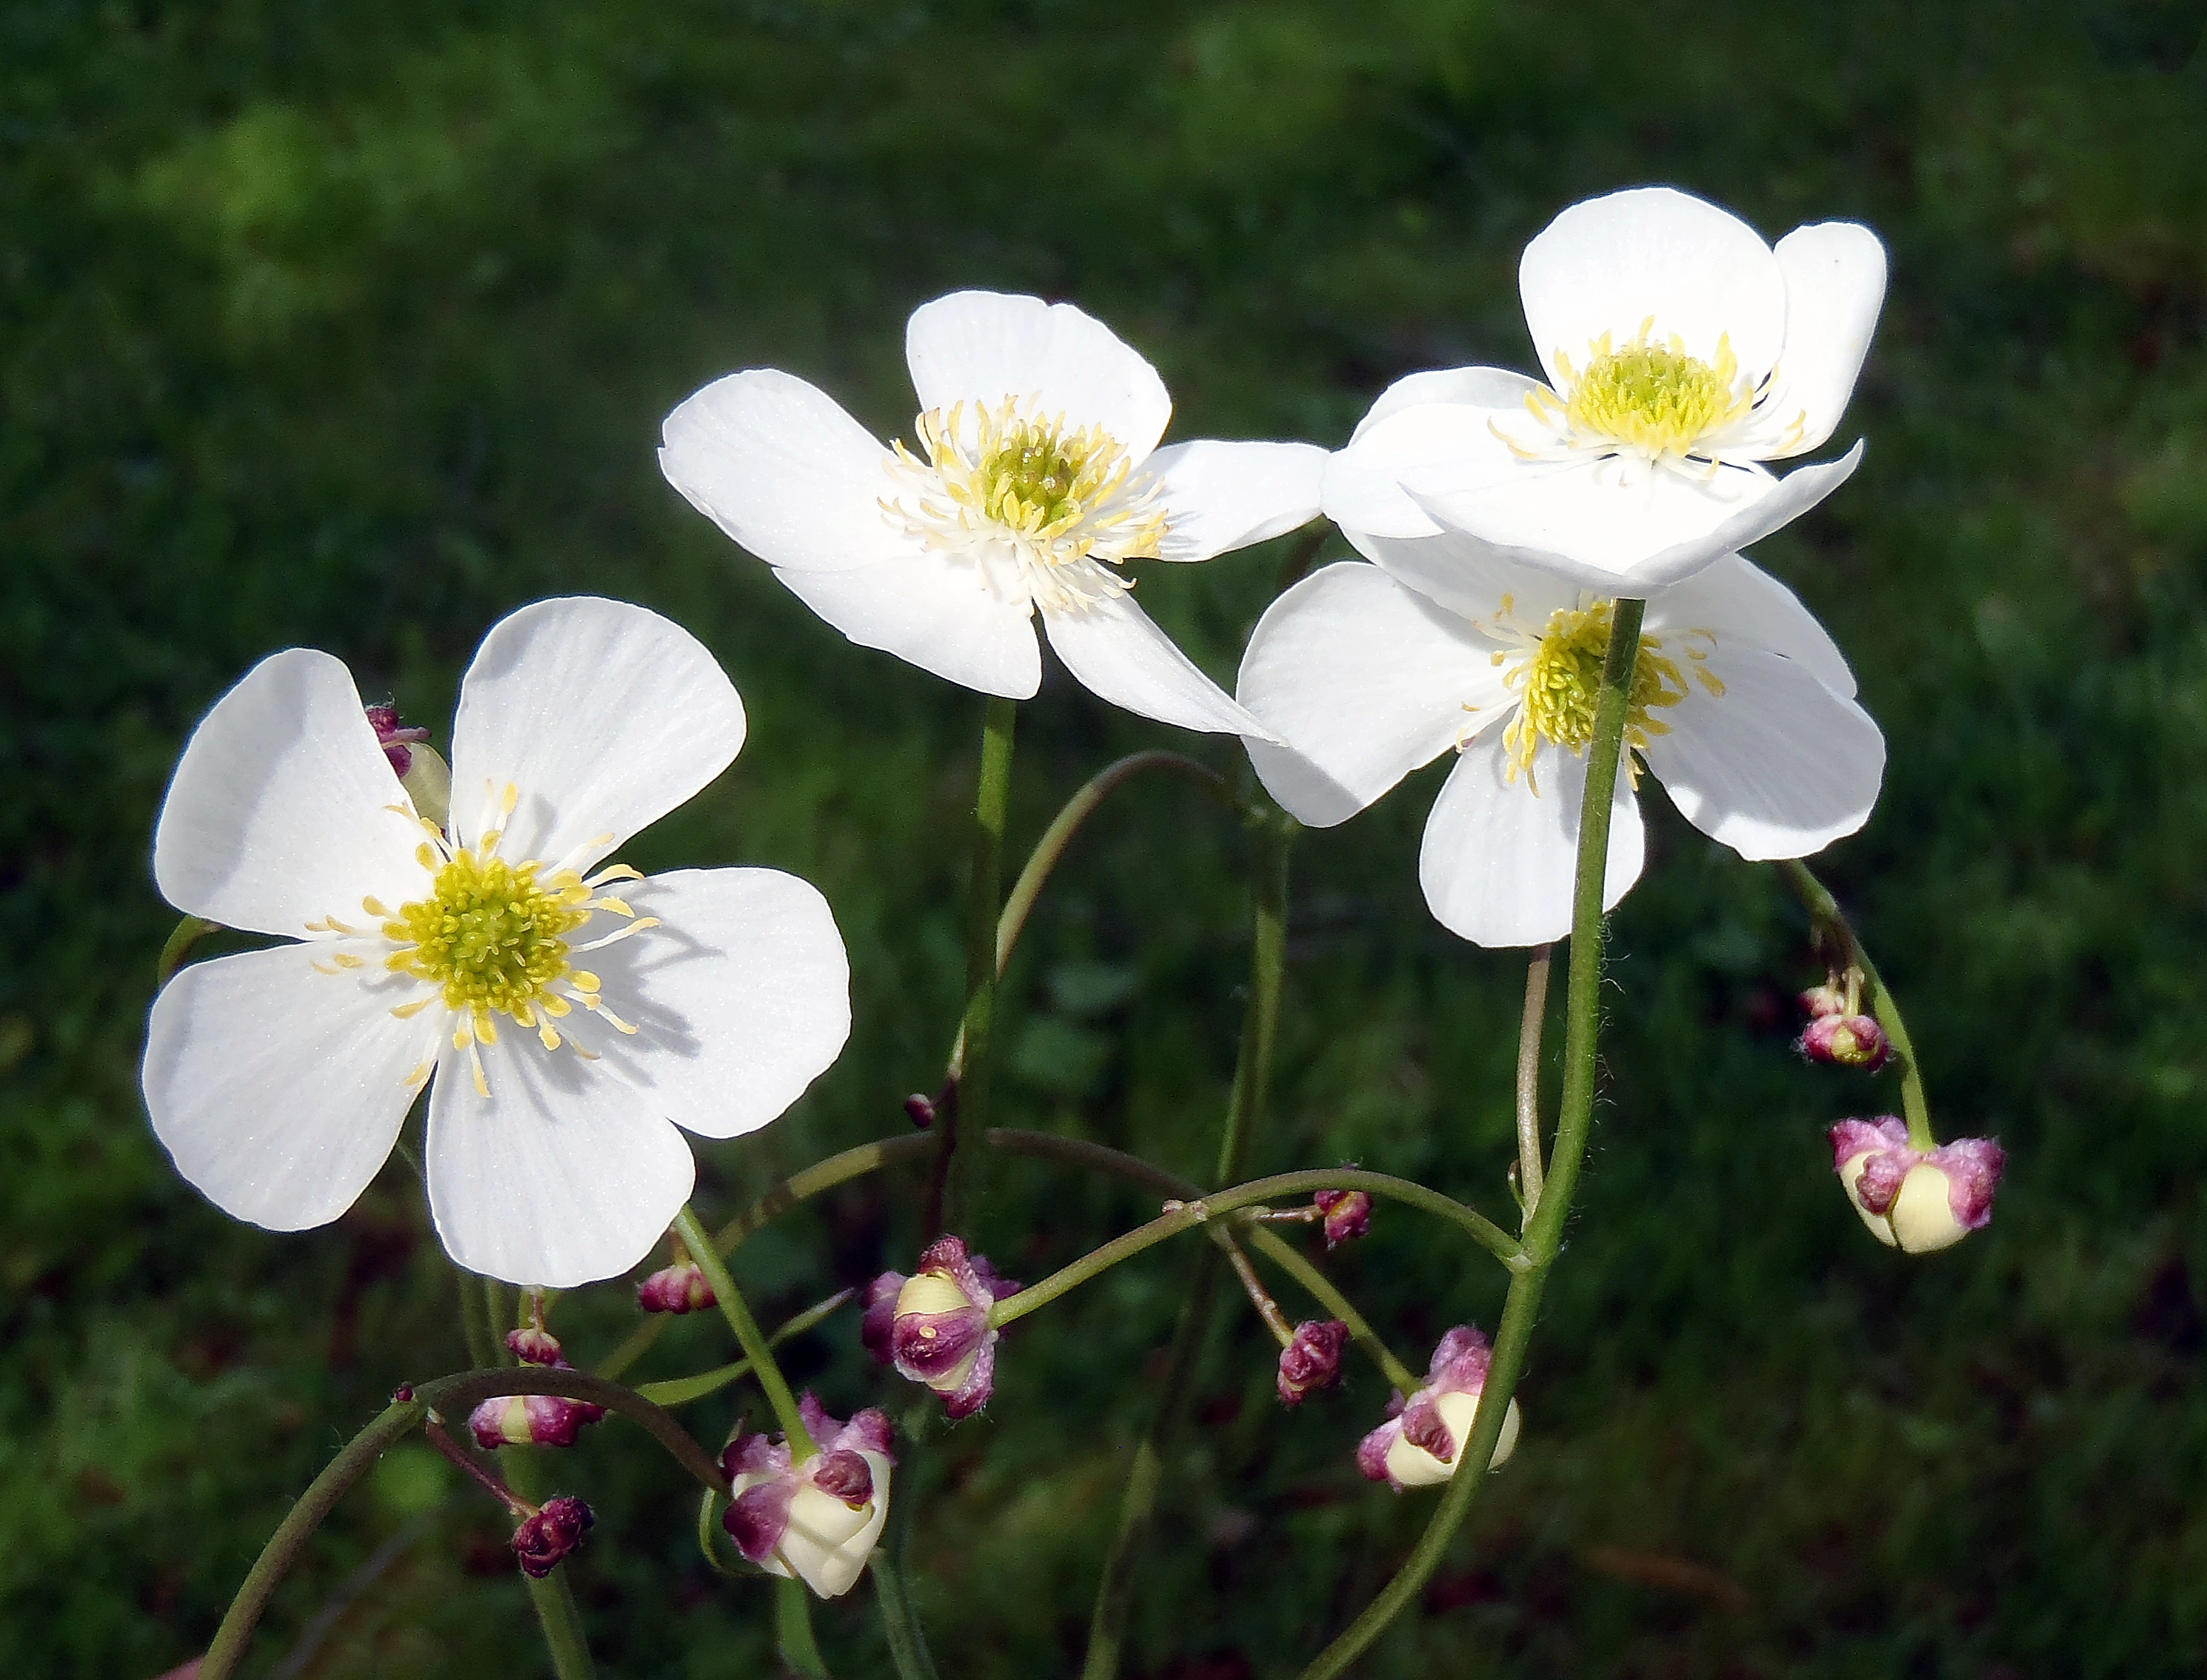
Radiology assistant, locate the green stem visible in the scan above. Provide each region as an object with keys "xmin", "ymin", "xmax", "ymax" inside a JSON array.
[
  {"xmin": 929, "ymin": 695, "xmax": 1018, "ymax": 1235},
  {"xmin": 673, "ymin": 1205, "xmax": 815, "ymax": 1456},
  {"xmin": 1515, "ymin": 946, "xmax": 1553, "ymax": 1223},
  {"xmin": 872, "ymin": 1553, "xmax": 944, "ymax": 1680},
  {"xmin": 598, "ymin": 1136, "xmax": 935, "ymax": 1383},
  {"xmin": 458, "ymin": 1271, "xmax": 498, "ymax": 1372},
  {"xmin": 980, "ymin": 1134, "xmax": 1418, "ymax": 1395},
  {"xmin": 632, "ymin": 1289, "xmax": 855, "ymax": 1408},
  {"xmin": 1295, "ymin": 596, "xmax": 1645, "ymax": 1680},
  {"xmin": 990, "ymin": 1167, "xmax": 1525, "ymax": 1332},
  {"xmin": 1777, "ymin": 858, "xmax": 1936, "ymax": 1150},
  {"xmin": 775, "ymin": 1576, "xmax": 832, "ymax": 1679},
  {"xmin": 1080, "ymin": 813, "xmax": 1293, "ymax": 1680},
  {"xmin": 944, "ymin": 751, "xmax": 1228, "ymax": 1078}
]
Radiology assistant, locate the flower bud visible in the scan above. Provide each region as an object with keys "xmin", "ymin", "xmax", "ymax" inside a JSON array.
[
  {"xmin": 364, "ymin": 702, "xmax": 430, "ymax": 777},
  {"xmin": 870, "ymin": 1236, "xmax": 1019, "ymax": 1419},
  {"xmin": 1829, "ymin": 1119, "xmax": 2006, "ymax": 1254},
  {"xmin": 1799, "ymin": 983, "xmax": 1848, "ymax": 1018},
  {"xmin": 1277, "ymin": 1319, "xmax": 1349, "ymax": 1405},
  {"xmin": 468, "ymin": 1391, "xmax": 605, "ymax": 1450},
  {"xmin": 721, "ymin": 1395, "xmax": 896, "ymax": 1599},
  {"xmin": 1355, "ymin": 1326, "xmax": 1521, "ymax": 1490},
  {"xmin": 507, "ymin": 1326, "xmax": 564, "ymax": 1366},
  {"xmin": 637, "ymin": 1262, "xmax": 715, "ymax": 1314},
  {"xmin": 364, "ymin": 703, "xmax": 451, "ymax": 829},
  {"xmin": 511, "ymin": 1495, "xmax": 593, "ymax": 1578},
  {"xmin": 1314, "ymin": 1188, "xmax": 1372, "ymax": 1248},
  {"xmin": 1798, "ymin": 1012, "xmax": 1892, "ymax": 1070}
]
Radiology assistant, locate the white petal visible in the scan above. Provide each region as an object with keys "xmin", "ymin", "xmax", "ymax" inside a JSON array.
[
  {"xmin": 426, "ymin": 1037, "xmax": 696, "ymax": 1288},
  {"xmin": 449, "ymin": 598, "xmax": 747, "ymax": 874},
  {"xmin": 592, "ymin": 868, "xmax": 850, "ymax": 1140},
  {"xmin": 1349, "ymin": 528, "xmax": 1580, "ymax": 626},
  {"xmin": 1648, "ymin": 552, "xmax": 1857, "ymax": 698},
  {"xmin": 142, "ymin": 945, "xmax": 433, "ymax": 1231},
  {"xmin": 1323, "ymin": 395, "xmax": 1537, "ymax": 541},
  {"xmin": 1146, "ymin": 440, "xmax": 1326, "ymax": 561},
  {"xmin": 153, "ymin": 649, "xmax": 434, "ymax": 938},
  {"xmin": 658, "ymin": 369, "xmax": 909, "ymax": 575},
  {"xmin": 1236, "ymin": 562, "xmax": 1505, "ymax": 826},
  {"xmin": 1756, "ymin": 223, "xmax": 1887, "ymax": 458},
  {"xmin": 1519, "ymin": 187, "xmax": 1786, "ymax": 386},
  {"xmin": 905, "ymin": 291, "xmax": 1172, "ymax": 463},
  {"xmin": 1349, "ymin": 367, "xmax": 1550, "ymax": 443},
  {"xmin": 1412, "ymin": 444, "xmax": 1862, "ymax": 592},
  {"xmin": 1041, "ymin": 592, "xmax": 1271, "ymax": 737},
  {"xmin": 1642, "ymin": 646, "xmax": 1884, "ymax": 860},
  {"xmin": 778, "ymin": 1455, "xmax": 892, "ymax": 1598},
  {"xmin": 773, "ymin": 551, "xmax": 1042, "ymax": 699},
  {"xmin": 1418, "ymin": 731, "xmax": 1644, "ymax": 948}
]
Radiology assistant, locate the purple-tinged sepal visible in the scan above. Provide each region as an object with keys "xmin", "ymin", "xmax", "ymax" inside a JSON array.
[
  {"xmin": 507, "ymin": 1326, "xmax": 565, "ymax": 1367},
  {"xmin": 1355, "ymin": 1325, "xmax": 1521, "ymax": 1490},
  {"xmin": 511, "ymin": 1496, "xmax": 593, "ymax": 1578},
  {"xmin": 1314, "ymin": 1188, "xmax": 1373, "ymax": 1248},
  {"xmin": 876, "ymin": 1236, "xmax": 1019, "ymax": 1418},
  {"xmin": 721, "ymin": 1395, "xmax": 897, "ymax": 1599},
  {"xmin": 1277, "ymin": 1319, "xmax": 1349, "ymax": 1406},
  {"xmin": 1830, "ymin": 1118, "xmax": 2006, "ymax": 1253},
  {"xmin": 637, "ymin": 1262, "xmax": 716, "ymax": 1314},
  {"xmin": 1799, "ymin": 1011, "xmax": 1892, "ymax": 1070}
]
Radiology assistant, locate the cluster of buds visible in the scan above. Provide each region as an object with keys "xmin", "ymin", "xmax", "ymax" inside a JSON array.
[
  {"xmin": 637, "ymin": 1260, "xmax": 716, "ymax": 1314},
  {"xmin": 1276, "ymin": 1319, "xmax": 1349, "ymax": 1405},
  {"xmin": 1796, "ymin": 980, "xmax": 1891, "ymax": 1070},
  {"xmin": 863, "ymin": 1236, "xmax": 1018, "ymax": 1418},
  {"xmin": 512, "ymin": 1496, "xmax": 595, "ymax": 1578},
  {"xmin": 722, "ymin": 1396, "xmax": 895, "ymax": 1599},
  {"xmin": 1829, "ymin": 1118, "xmax": 2006, "ymax": 1253},
  {"xmin": 1313, "ymin": 1188, "xmax": 1372, "ymax": 1248},
  {"xmin": 1357, "ymin": 1327, "xmax": 1521, "ymax": 1490},
  {"xmin": 468, "ymin": 1328, "xmax": 606, "ymax": 1450},
  {"xmin": 364, "ymin": 701, "xmax": 451, "ymax": 830}
]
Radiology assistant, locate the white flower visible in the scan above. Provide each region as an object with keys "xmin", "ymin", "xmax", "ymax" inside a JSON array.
[
  {"xmin": 657, "ymin": 290, "xmax": 1325, "ymax": 735},
  {"xmin": 1324, "ymin": 187, "xmax": 1887, "ymax": 592},
  {"xmin": 142, "ymin": 597, "xmax": 852, "ymax": 1288},
  {"xmin": 1236, "ymin": 541, "xmax": 1886, "ymax": 946}
]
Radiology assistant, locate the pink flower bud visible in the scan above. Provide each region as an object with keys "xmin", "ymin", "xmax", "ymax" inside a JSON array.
[
  {"xmin": 903, "ymin": 1092, "xmax": 937, "ymax": 1128},
  {"xmin": 1798, "ymin": 1012, "xmax": 1892, "ymax": 1070},
  {"xmin": 1355, "ymin": 1326, "xmax": 1521, "ymax": 1490},
  {"xmin": 467, "ymin": 1391, "xmax": 605, "ymax": 1450},
  {"xmin": 364, "ymin": 702, "xmax": 431, "ymax": 778},
  {"xmin": 1277, "ymin": 1319, "xmax": 1349, "ymax": 1405},
  {"xmin": 506, "ymin": 1326, "xmax": 564, "ymax": 1366},
  {"xmin": 636, "ymin": 1262, "xmax": 715, "ymax": 1314},
  {"xmin": 1314, "ymin": 1188, "xmax": 1373, "ymax": 1248},
  {"xmin": 875, "ymin": 1236, "xmax": 1019, "ymax": 1419},
  {"xmin": 511, "ymin": 1496, "xmax": 593, "ymax": 1578},
  {"xmin": 721, "ymin": 1395, "xmax": 897, "ymax": 1599},
  {"xmin": 1829, "ymin": 1118, "xmax": 2006, "ymax": 1253},
  {"xmin": 364, "ymin": 703, "xmax": 449, "ymax": 828}
]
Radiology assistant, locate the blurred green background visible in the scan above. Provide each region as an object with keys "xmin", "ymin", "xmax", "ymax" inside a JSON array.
[{"xmin": 5, "ymin": 1, "xmax": 2206, "ymax": 1675}]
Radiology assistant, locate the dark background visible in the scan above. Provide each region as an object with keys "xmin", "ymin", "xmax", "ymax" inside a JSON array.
[{"xmin": 4, "ymin": 1, "xmax": 2205, "ymax": 1675}]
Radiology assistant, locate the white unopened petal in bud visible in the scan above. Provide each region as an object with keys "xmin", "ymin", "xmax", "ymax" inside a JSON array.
[
  {"xmin": 721, "ymin": 1396, "xmax": 895, "ymax": 1599},
  {"xmin": 861, "ymin": 1236, "xmax": 1018, "ymax": 1419},
  {"xmin": 1829, "ymin": 1117, "xmax": 2006, "ymax": 1253},
  {"xmin": 1355, "ymin": 1326, "xmax": 1520, "ymax": 1490}
]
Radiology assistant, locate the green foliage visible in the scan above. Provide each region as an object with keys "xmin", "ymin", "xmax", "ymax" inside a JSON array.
[{"xmin": 4, "ymin": 1, "xmax": 2204, "ymax": 1675}]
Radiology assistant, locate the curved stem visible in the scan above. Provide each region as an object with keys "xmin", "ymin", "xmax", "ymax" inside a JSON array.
[
  {"xmin": 598, "ymin": 1135, "xmax": 935, "ymax": 1382},
  {"xmin": 928, "ymin": 695, "xmax": 1018, "ymax": 1235},
  {"xmin": 1515, "ymin": 946, "xmax": 1552, "ymax": 1222},
  {"xmin": 1295, "ymin": 597, "xmax": 1645, "ymax": 1680},
  {"xmin": 632, "ymin": 1289, "xmax": 855, "ymax": 1408},
  {"xmin": 1777, "ymin": 858, "xmax": 1935, "ymax": 1149},
  {"xmin": 991, "ymin": 1167, "xmax": 1524, "ymax": 1333},
  {"xmin": 981, "ymin": 1129, "xmax": 1417, "ymax": 1395},
  {"xmin": 674, "ymin": 1205, "xmax": 816, "ymax": 1456}
]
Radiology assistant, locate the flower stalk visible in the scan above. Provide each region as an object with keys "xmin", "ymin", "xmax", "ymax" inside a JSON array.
[
  {"xmin": 1296, "ymin": 596, "xmax": 1646, "ymax": 1680},
  {"xmin": 672, "ymin": 1204, "xmax": 817, "ymax": 1456},
  {"xmin": 1515, "ymin": 945, "xmax": 1553, "ymax": 1221}
]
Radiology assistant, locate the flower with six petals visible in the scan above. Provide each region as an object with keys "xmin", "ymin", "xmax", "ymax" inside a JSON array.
[
  {"xmin": 142, "ymin": 597, "xmax": 852, "ymax": 1287},
  {"xmin": 658, "ymin": 290, "xmax": 1324, "ymax": 735},
  {"xmin": 1324, "ymin": 186, "xmax": 1886, "ymax": 592}
]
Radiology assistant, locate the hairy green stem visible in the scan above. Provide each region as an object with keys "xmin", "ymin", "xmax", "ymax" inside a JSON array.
[
  {"xmin": 981, "ymin": 1131, "xmax": 1417, "ymax": 1394},
  {"xmin": 1295, "ymin": 596, "xmax": 1646, "ymax": 1680},
  {"xmin": 632, "ymin": 1289, "xmax": 855, "ymax": 1408},
  {"xmin": 1081, "ymin": 813, "xmax": 1293, "ymax": 1680},
  {"xmin": 929, "ymin": 695, "xmax": 1018, "ymax": 1234},
  {"xmin": 599, "ymin": 1136, "xmax": 935, "ymax": 1383},
  {"xmin": 673, "ymin": 1205, "xmax": 815, "ymax": 1456},
  {"xmin": 1515, "ymin": 945, "xmax": 1553, "ymax": 1222},
  {"xmin": 498, "ymin": 1440, "xmax": 597, "ymax": 1680},
  {"xmin": 1777, "ymin": 858, "xmax": 1935, "ymax": 1149}
]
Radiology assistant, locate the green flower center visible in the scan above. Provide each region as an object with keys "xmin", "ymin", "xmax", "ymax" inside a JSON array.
[
  {"xmin": 385, "ymin": 850, "xmax": 591, "ymax": 1026},
  {"xmin": 1547, "ymin": 324, "xmax": 1753, "ymax": 458},
  {"xmin": 1502, "ymin": 601, "xmax": 1706, "ymax": 788}
]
